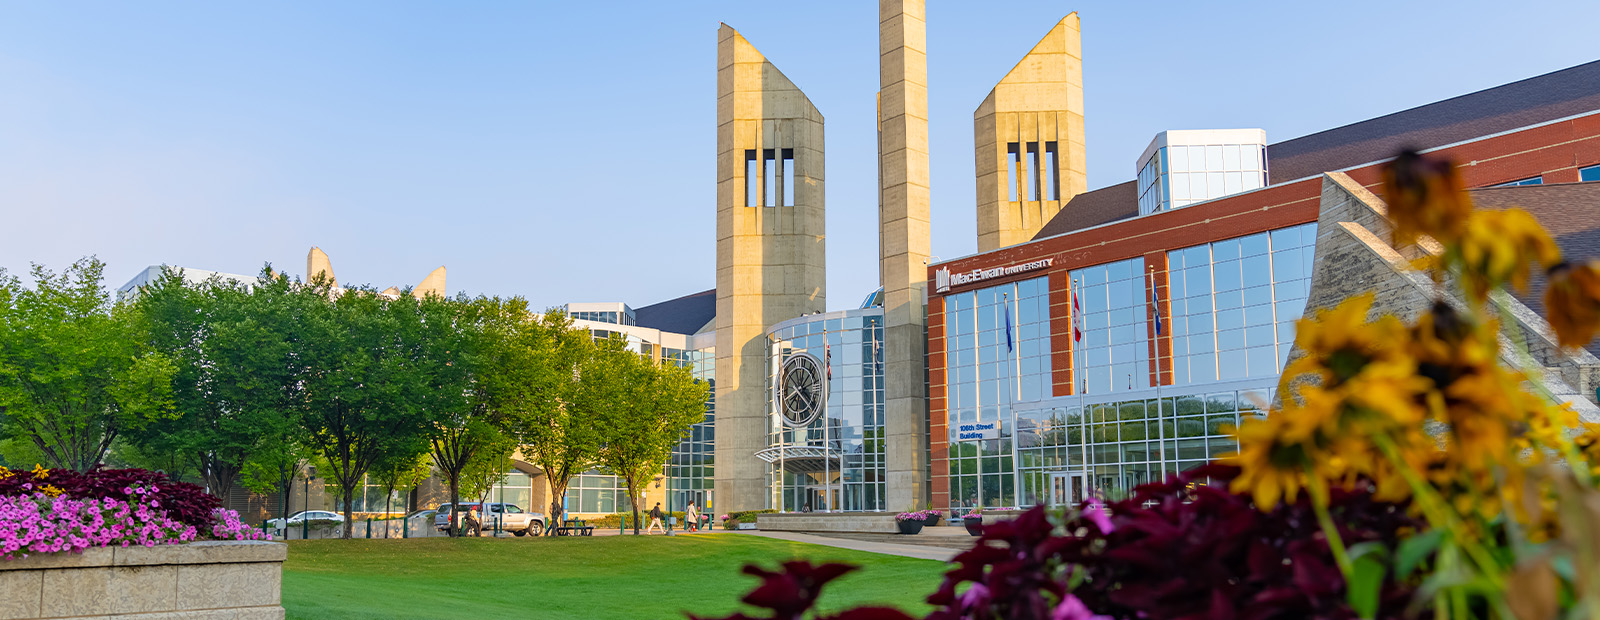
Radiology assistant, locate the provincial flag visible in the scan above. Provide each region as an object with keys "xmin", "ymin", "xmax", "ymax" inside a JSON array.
[
  {"xmin": 1003, "ymin": 293, "xmax": 1015, "ymax": 354},
  {"xmin": 1149, "ymin": 271, "xmax": 1163, "ymax": 336}
]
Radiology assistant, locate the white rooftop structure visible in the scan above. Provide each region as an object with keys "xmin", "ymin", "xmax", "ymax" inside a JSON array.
[{"xmin": 1137, "ymin": 129, "xmax": 1268, "ymax": 215}]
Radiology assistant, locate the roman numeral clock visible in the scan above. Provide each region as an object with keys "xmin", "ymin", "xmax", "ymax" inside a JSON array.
[{"xmin": 779, "ymin": 352, "xmax": 825, "ymax": 427}]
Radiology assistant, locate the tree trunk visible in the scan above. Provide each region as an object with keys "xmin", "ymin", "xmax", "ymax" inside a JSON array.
[
  {"xmin": 548, "ymin": 480, "xmax": 567, "ymax": 536},
  {"xmin": 629, "ymin": 475, "xmax": 641, "ymax": 536},
  {"xmin": 341, "ymin": 488, "xmax": 356, "ymax": 539},
  {"xmin": 448, "ymin": 471, "xmax": 461, "ymax": 538}
]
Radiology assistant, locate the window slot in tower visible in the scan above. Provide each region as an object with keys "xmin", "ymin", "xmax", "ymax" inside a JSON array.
[
  {"xmin": 1025, "ymin": 142, "xmax": 1040, "ymax": 201},
  {"xmin": 1044, "ymin": 141, "xmax": 1059, "ymax": 201},
  {"xmin": 1006, "ymin": 143, "xmax": 1021, "ymax": 202},
  {"xmin": 745, "ymin": 150, "xmax": 759, "ymax": 207},
  {"xmin": 763, "ymin": 149, "xmax": 777, "ymax": 207},
  {"xmin": 782, "ymin": 148, "xmax": 795, "ymax": 207}
]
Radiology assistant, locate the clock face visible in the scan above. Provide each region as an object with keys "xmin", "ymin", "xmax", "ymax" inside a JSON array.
[{"xmin": 780, "ymin": 353, "xmax": 825, "ymax": 427}]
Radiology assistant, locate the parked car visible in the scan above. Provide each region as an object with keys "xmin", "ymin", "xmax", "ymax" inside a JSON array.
[
  {"xmin": 267, "ymin": 510, "xmax": 345, "ymax": 529},
  {"xmin": 485, "ymin": 503, "xmax": 545, "ymax": 536},
  {"xmin": 432, "ymin": 502, "xmax": 544, "ymax": 536}
]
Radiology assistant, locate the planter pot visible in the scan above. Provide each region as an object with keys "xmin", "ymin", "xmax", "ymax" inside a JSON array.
[
  {"xmin": 923, "ymin": 513, "xmax": 942, "ymax": 527},
  {"xmin": 897, "ymin": 519, "xmax": 925, "ymax": 535},
  {"xmin": 963, "ymin": 517, "xmax": 984, "ymax": 536}
]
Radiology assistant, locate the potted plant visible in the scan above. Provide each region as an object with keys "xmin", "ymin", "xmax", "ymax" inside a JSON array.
[
  {"xmin": 894, "ymin": 511, "xmax": 928, "ymax": 535},
  {"xmin": 922, "ymin": 502, "xmax": 942, "ymax": 526},
  {"xmin": 961, "ymin": 507, "xmax": 984, "ymax": 536}
]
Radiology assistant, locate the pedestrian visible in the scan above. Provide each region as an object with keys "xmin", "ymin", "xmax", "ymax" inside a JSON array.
[
  {"xmin": 647, "ymin": 503, "xmax": 666, "ymax": 534},
  {"xmin": 685, "ymin": 501, "xmax": 700, "ymax": 532},
  {"xmin": 464, "ymin": 506, "xmax": 482, "ymax": 537}
]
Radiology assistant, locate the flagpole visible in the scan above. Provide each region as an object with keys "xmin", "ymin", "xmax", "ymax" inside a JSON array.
[
  {"xmin": 822, "ymin": 329, "xmax": 830, "ymax": 513},
  {"xmin": 1005, "ymin": 291, "xmax": 1022, "ymax": 508},
  {"xmin": 1150, "ymin": 266, "xmax": 1167, "ymax": 483}
]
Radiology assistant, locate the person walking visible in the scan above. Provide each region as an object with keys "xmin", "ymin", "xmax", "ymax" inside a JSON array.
[
  {"xmin": 464, "ymin": 506, "xmax": 482, "ymax": 537},
  {"xmin": 685, "ymin": 501, "xmax": 700, "ymax": 532},
  {"xmin": 646, "ymin": 503, "xmax": 666, "ymax": 534}
]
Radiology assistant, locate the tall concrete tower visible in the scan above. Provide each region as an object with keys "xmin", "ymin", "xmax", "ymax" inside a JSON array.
[
  {"xmin": 879, "ymin": 0, "xmax": 931, "ymax": 511},
  {"xmin": 714, "ymin": 24, "xmax": 826, "ymax": 512},
  {"xmin": 974, "ymin": 14, "xmax": 1086, "ymax": 252}
]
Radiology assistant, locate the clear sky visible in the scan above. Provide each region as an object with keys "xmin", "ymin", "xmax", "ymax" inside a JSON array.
[{"xmin": 3, "ymin": 1, "xmax": 1598, "ymax": 311}]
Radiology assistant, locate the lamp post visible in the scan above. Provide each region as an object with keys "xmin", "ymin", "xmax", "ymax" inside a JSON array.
[{"xmin": 302, "ymin": 466, "xmax": 317, "ymax": 540}]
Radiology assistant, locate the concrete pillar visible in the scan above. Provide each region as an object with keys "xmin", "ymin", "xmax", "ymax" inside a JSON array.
[
  {"xmin": 714, "ymin": 24, "xmax": 826, "ymax": 513},
  {"xmin": 974, "ymin": 14, "xmax": 1086, "ymax": 252},
  {"xmin": 879, "ymin": 0, "xmax": 931, "ymax": 512}
]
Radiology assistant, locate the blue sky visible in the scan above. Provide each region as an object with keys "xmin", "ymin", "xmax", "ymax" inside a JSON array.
[{"xmin": 3, "ymin": 1, "xmax": 1598, "ymax": 311}]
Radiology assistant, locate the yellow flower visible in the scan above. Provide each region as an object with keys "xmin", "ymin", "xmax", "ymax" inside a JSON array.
[
  {"xmin": 1284, "ymin": 293, "xmax": 1409, "ymax": 387},
  {"xmin": 39, "ymin": 485, "xmax": 63, "ymax": 498},
  {"xmin": 1227, "ymin": 414, "xmax": 1310, "ymax": 509},
  {"xmin": 1454, "ymin": 208, "xmax": 1562, "ymax": 302},
  {"xmin": 1545, "ymin": 260, "xmax": 1600, "ymax": 350},
  {"xmin": 1381, "ymin": 149, "xmax": 1472, "ymax": 247},
  {"xmin": 30, "ymin": 464, "xmax": 49, "ymax": 479}
]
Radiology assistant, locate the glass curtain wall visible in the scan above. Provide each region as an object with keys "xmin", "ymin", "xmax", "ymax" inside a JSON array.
[
  {"xmin": 943, "ymin": 276, "xmax": 1052, "ymax": 510},
  {"xmin": 1070, "ymin": 257, "xmax": 1150, "ymax": 395},
  {"xmin": 765, "ymin": 310, "xmax": 887, "ymax": 512},
  {"xmin": 1167, "ymin": 223, "xmax": 1315, "ymax": 385},
  {"xmin": 666, "ymin": 347, "xmax": 716, "ymax": 513},
  {"xmin": 1013, "ymin": 388, "xmax": 1269, "ymax": 501}
]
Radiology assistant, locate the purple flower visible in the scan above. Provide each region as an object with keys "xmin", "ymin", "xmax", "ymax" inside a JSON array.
[
  {"xmin": 1052, "ymin": 595, "xmax": 1110, "ymax": 620},
  {"xmin": 1082, "ymin": 498, "xmax": 1113, "ymax": 534}
]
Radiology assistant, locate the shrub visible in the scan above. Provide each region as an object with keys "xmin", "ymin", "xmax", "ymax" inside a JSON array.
[{"xmin": 0, "ymin": 466, "xmax": 266, "ymax": 559}]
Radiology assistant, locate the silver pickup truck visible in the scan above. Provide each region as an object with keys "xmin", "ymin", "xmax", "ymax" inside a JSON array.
[{"xmin": 433, "ymin": 502, "xmax": 545, "ymax": 536}]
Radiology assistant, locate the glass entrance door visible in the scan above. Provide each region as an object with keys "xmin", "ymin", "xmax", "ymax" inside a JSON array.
[{"xmin": 1048, "ymin": 472, "xmax": 1089, "ymax": 507}]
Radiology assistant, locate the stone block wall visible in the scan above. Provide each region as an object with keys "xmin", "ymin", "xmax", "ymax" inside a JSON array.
[
  {"xmin": 0, "ymin": 541, "xmax": 286, "ymax": 620},
  {"xmin": 757, "ymin": 513, "xmax": 899, "ymax": 534}
]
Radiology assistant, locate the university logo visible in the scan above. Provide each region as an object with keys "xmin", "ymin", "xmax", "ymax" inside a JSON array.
[{"xmin": 935, "ymin": 267, "xmax": 951, "ymax": 293}]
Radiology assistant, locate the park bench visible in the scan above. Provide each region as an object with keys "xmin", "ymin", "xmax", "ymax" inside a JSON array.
[{"xmin": 554, "ymin": 519, "xmax": 594, "ymax": 536}]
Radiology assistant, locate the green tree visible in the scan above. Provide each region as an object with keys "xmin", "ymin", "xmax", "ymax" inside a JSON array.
[
  {"xmin": 134, "ymin": 267, "xmax": 307, "ymax": 499},
  {"xmin": 0, "ymin": 259, "xmax": 176, "ymax": 471},
  {"xmin": 415, "ymin": 295, "xmax": 517, "ymax": 536},
  {"xmin": 504, "ymin": 311, "xmax": 600, "ymax": 533},
  {"xmin": 369, "ymin": 449, "xmax": 433, "ymax": 518},
  {"xmin": 589, "ymin": 338, "xmax": 708, "ymax": 534},
  {"xmin": 297, "ymin": 283, "xmax": 434, "ymax": 538}
]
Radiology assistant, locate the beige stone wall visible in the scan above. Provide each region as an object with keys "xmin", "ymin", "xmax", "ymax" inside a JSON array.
[
  {"xmin": 0, "ymin": 541, "xmax": 286, "ymax": 620},
  {"xmin": 757, "ymin": 512, "xmax": 898, "ymax": 534},
  {"xmin": 714, "ymin": 24, "xmax": 826, "ymax": 512},
  {"xmin": 974, "ymin": 14, "xmax": 1086, "ymax": 253},
  {"xmin": 880, "ymin": 0, "xmax": 931, "ymax": 512}
]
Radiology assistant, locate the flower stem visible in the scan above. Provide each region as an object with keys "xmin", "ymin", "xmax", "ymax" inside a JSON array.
[{"xmin": 1306, "ymin": 472, "xmax": 1355, "ymax": 579}]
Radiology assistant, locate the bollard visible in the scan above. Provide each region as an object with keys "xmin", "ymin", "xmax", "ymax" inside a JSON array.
[
  {"xmin": 619, "ymin": 514, "xmax": 625, "ymax": 535},
  {"xmin": 366, "ymin": 518, "xmax": 371, "ymax": 539},
  {"xmin": 302, "ymin": 517, "xmax": 308, "ymax": 541},
  {"xmin": 403, "ymin": 517, "xmax": 409, "ymax": 539}
]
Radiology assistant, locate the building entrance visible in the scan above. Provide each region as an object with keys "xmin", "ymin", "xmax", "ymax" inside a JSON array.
[{"xmin": 1048, "ymin": 472, "xmax": 1089, "ymax": 507}]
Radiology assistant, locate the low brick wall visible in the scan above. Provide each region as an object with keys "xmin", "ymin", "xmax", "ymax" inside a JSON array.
[
  {"xmin": 756, "ymin": 512, "xmax": 899, "ymax": 534},
  {"xmin": 0, "ymin": 541, "xmax": 286, "ymax": 620}
]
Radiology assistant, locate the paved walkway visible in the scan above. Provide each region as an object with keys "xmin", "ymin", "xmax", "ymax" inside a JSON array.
[{"xmin": 735, "ymin": 530, "xmax": 960, "ymax": 562}]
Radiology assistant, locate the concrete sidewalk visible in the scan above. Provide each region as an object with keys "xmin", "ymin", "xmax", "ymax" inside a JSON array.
[{"xmin": 735, "ymin": 530, "xmax": 960, "ymax": 562}]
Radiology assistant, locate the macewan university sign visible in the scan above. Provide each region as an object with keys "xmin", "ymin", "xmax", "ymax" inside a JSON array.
[{"xmin": 934, "ymin": 258, "xmax": 1054, "ymax": 293}]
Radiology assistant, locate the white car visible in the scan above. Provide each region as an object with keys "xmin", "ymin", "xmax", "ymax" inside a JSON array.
[{"xmin": 267, "ymin": 510, "xmax": 345, "ymax": 529}]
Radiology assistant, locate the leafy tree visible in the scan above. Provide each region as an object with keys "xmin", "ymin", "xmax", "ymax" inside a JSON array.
[
  {"xmin": 589, "ymin": 338, "xmax": 708, "ymax": 534},
  {"xmin": 414, "ymin": 295, "xmax": 515, "ymax": 536},
  {"xmin": 503, "ymin": 311, "xmax": 600, "ymax": 533},
  {"xmin": 133, "ymin": 267, "xmax": 307, "ymax": 499},
  {"xmin": 369, "ymin": 449, "xmax": 433, "ymax": 518},
  {"xmin": 0, "ymin": 259, "xmax": 176, "ymax": 471},
  {"xmin": 297, "ymin": 283, "xmax": 433, "ymax": 538}
]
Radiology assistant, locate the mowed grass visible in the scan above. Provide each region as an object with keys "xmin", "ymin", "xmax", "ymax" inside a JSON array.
[{"xmin": 282, "ymin": 534, "xmax": 944, "ymax": 620}]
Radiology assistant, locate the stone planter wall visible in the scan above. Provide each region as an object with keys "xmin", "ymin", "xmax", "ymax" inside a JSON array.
[
  {"xmin": 0, "ymin": 540, "xmax": 286, "ymax": 620},
  {"xmin": 757, "ymin": 512, "xmax": 898, "ymax": 534}
]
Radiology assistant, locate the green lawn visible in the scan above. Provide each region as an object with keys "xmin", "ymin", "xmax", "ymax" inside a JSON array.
[{"xmin": 282, "ymin": 534, "xmax": 945, "ymax": 620}]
